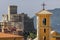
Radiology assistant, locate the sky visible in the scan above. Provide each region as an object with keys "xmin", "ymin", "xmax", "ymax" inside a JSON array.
[{"xmin": 0, "ymin": 0, "xmax": 60, "ymax": 20}]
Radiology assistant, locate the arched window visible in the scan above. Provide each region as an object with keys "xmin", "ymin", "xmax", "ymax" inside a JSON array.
[{"xmin": 43, "ymin": 18, "xmax": 46, "ymax": 25}]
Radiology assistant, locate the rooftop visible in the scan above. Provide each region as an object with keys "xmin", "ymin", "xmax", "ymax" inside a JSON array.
[
  {"xmin": 37, "ymin": 10, "xmax": 52, "ymax": 14},
  {"xmin": 0, "ymin": 32, "xmax": 23, "ymax": 38}
]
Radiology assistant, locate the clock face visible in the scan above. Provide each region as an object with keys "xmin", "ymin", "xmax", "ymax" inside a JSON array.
[{"xmin": 43, "ymin": 18, "xmax": 46, "ymax": 25}]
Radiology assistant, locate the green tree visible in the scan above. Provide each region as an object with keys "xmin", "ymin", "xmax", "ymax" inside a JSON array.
[{"xmin": 28, "ymin": 32, "xmax": 36, "ymax": 39}]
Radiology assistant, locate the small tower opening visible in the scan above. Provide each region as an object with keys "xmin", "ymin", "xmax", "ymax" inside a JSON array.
[
  {"xmin": 43, "ymin": 18, "xmax": 46, "ymax": 25},
  {"xmin": 44, "ymin": 29, "xmax": 46, "ymax": 33},
  {"xmin": 43, "ymin": 36, "xmax": 46, "ymax": 40}
]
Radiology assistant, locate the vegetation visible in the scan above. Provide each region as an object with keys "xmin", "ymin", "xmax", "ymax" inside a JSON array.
[
  {"xmin": 28, "ymin": 32, "xmax": 36, "ymax": 39},
  {"xmin": 23, "ymin": 31, "xmax": 36, "ymax": 40}
]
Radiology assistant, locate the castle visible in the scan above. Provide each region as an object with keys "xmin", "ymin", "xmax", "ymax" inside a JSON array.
[{"xmin": 0, "ymin": 5, "xmax": 35, "ymax": 35}]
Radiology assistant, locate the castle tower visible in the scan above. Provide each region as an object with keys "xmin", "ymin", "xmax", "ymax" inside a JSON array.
[
  {"xmin": 8, "ymin": 5, "xmax": 17, "ymax": 14},
  {"xmin": 36, "ymin": 3, "xmax": 52, "ymax": 40},
  {"xmin": 8, "ymin": 5, "xmax": 17, "ymax": 21}
]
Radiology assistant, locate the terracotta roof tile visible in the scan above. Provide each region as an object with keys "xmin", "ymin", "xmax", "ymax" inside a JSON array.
[{"xmin": 0, "ymin": 32, "xmax": 23, "ymax": 38}]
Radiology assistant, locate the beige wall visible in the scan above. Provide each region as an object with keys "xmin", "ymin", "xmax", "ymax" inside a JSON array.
[
  {"xmin": 50, "ymin": 32, "xmax": 56, "ymax": 40},
  {"xmin": 36, "ymin": 14, "xmax": 51, "ymax": 40}
]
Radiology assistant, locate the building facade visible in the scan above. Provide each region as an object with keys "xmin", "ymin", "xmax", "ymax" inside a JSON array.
[
  {"xmin": 34, "ymin": 8, "xmax": 60, "ymax": 40},
  {"xmin": 36, "ymin": 10, "xmax": 52, "ymax": 40}
]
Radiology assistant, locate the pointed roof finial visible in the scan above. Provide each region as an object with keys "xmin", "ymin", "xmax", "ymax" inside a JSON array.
[{"xmin": 42, "ymin": 3, "xmax": 45, "ymax": 10}]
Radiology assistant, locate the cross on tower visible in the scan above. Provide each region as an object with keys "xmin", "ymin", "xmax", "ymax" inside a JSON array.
[{"xmin": 42, "ymin": 3, "xmax": 46, "ymax": 10}]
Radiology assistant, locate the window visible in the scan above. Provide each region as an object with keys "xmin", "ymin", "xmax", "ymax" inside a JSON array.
[
  {"xmin": 44, "ymin": 29, "xmax": 46, "ymax": 33},
  {"xmin": 43, "ymin": 18, "xmax": 46, "ymax": 25},
  {"xmin": 44, "ymin": 36, "xmax": 46, "ymax": 40}
]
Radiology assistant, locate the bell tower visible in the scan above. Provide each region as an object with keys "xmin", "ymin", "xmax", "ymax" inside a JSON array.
[{"xmin": 36, "ymin": 3, "xmax": 52, "ymax": 40}]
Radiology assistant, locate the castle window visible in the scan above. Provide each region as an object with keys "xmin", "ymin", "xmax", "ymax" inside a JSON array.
[
  {"xmin": 43, "ymin": 18, "xmax": 46, "ymax": 25},
  {"xmin": 44, "ymin": 29, "xmax": 46, "ymax": 33}
]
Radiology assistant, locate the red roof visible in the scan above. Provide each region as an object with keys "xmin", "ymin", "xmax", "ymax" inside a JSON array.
[{"xmin": 0, "ymin": 32, "xmax": 23, "ymax": 38}]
